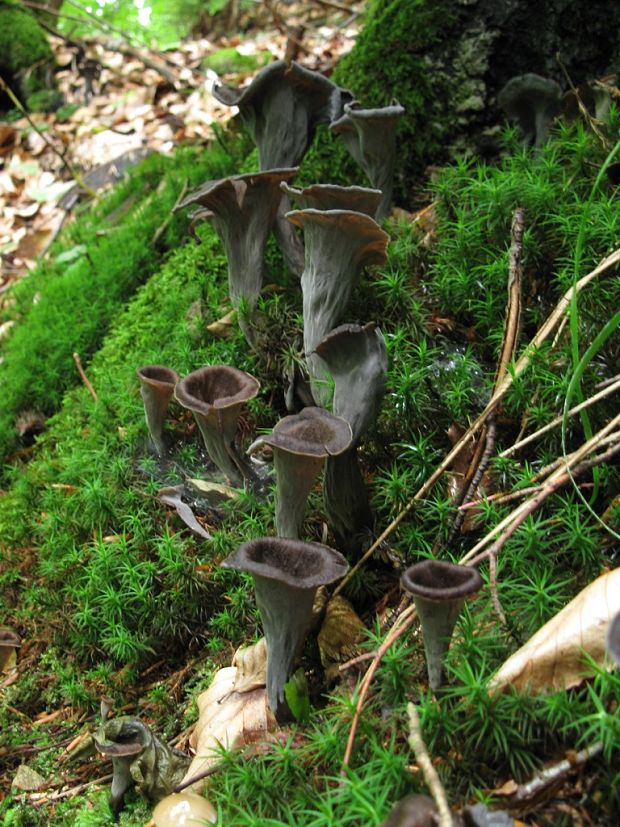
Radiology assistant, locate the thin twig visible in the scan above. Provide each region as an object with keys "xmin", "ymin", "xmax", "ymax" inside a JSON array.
[
  {"xmin": 151, "ymin": 179, "xmax": 188, "ymax": 246},
  {"xmin": 407, "ymin": 702, "xmax": 454, "ymax": 827},
  {"xmin": 500, "ymin": 375, "xmax": 620, "ymax": 458},
  {"xmin": 338, "ymin": 651, "xmax": 376, "ymax": 672},
  {"xmin": 334, "ymin": 247, "xmax": 620, "ymax": 597},
  {"xmin": 510, "ymin": 741, "xmax": 603, "ymax": 803},
  {"xmin": 313, "ymin": 0, "xmax": 361, "ymax": 13},
  {"xmin": 73, "ymin": 353, "xmax": 98, "ymax": 402},
  {"xmin": 28, "ymin": 773, "xmax": 113, "ymax": 807}
]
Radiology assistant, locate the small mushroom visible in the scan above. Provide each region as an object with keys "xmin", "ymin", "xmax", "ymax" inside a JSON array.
[
  {"xmin": 0, "ymin": 627, "xmax": 21, "ymax": 673},
  {"xmin": 94, "ymin": 738, "xmax": 142, "ymax": 817},
  {"xmin": 248, "ymin": 407, "xmax": 352, "ymax": 540},
  {"xmin": 281, "ymin": 181, "xmax": 382, "ymax": 217},
  {"xmin": 221, "ymin": 536, "xmax": 348, "ymax": 721},
  {"xmin": 498, "ymin": 73, "xmax": 562, "ymax": 147},
  {"xmin": 314, "ymin": 323, "xmax": 388, "ymax": 556},
  {"xmin": 153, "ymin": 792, "xmax": 217, "ymax": 826},
  {"xmin": 212, "ymin": 60, "xmax": 353, "ymax": 277},
  {"xmin": 380, "ymin": 794, "xmax": 438, "ymax": 827},
  {"xmin": 330, "ymin": 100, "xmax": 405, "ymax": 220},
  {"xmin": 286, "ymin": 208, "xmax": 388, "ymax": 403},
  {"xmin": 175, "ymin": 366, "xmax": 260, "ymax": 487},
  {"xmin": 136, "ymin": 365, "xmax": 179, "ymax": 455},
  {"xmin": 175, "ymin": 169, "xmax": 298, "ymax": 346},
  {"xmin": 401, "ymin": 560, "xmax": 483, "ymax": 690}
]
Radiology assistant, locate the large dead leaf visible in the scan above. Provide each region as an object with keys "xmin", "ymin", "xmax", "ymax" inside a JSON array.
[
  {"xmin": 490, "ymin": 568, "xmax": 620, "ymax": 693},
  {"xmin": 181, "ymin": 639, "xmax": 274, "ymax": 793}
]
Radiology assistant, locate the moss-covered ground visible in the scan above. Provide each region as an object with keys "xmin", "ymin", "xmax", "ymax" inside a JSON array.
[{"xmin": 0, "ymin": 110, "xmax": 619, "ymax": 824}]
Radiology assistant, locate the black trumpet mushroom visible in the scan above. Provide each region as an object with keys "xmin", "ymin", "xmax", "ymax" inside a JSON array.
[
  {"xmin": 401, "ymin": 560, "xmax": 483, "ymax": 690},
  {"xmin": 136, "ymin": 365, "xmax": 179, "ymax": 455},
  {"xmin": 222, "ymin": 536, "xmax": 348, "ymax": 722},
  {"xmin": 175, "ymin": 365, "xmax": 260, "ymax": 487}
]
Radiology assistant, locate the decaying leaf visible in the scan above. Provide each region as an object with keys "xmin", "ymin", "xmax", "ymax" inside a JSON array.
[
  {"xmin": 317, "ymin": 595, "xmax": 364, "ymax": 678},
  {"xmin": 490, "ymin": 568, "xmax": 620, "ymax": 693},
  {"xmin": 12, "ymin": 764, "xmax": 47, "ymax": 792},
  {"xmin": 182, "ymin": 639, "xmax": 275, "ymax": 793},
  {"xmin": 157, "ymin": 485, "xmax": 211, "ymax": 539},
  {"xmin": 187, "ymin": 478, "xmax": 239, "ymax": 501},
  {"xmin": 207, "ymin": 309, "xmax": 237, "ymax": 338}
]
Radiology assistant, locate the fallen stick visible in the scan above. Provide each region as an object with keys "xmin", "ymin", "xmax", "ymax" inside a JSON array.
[
  {"xmin": 407, "ymin": 702, "xmax": 454, "ymax": 827},
  {"xmin": 73, "ymin": 352, "xmax": 98, "ymax": 402}
]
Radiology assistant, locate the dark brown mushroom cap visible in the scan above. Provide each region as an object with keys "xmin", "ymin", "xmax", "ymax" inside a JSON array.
[
  {"xmin": 174, "ymin": 169, "xmax": 299, "ymax": 215},
  {"xmin": 261, "ymin": 407, "xmax": 352, "ymax": 458},
  {"xmin": 281, "ymin": 182, "xmax": 382, "ymax": 217},
  {"xmin": 286, "ymin": 209, "xmax": 389, "ymax": 267},
  {"xmin": 0, "ymin": 628, "xmax": 21, "ymax": 647},
  {"xmin": 94, "ymin": 740, "xmax": 142, "ymax": 758},
  {"xmin": 222, "ymin": 536, "xmax": 348, "ymax": 589},
  {"xmin": 498, "ymin": 73, "xmax": 562, "ymax": 113},
  {"xmin": 136, "ymin": 365, "xmax": 179, "ymax": 390},
  {"xmin": 314, "ymin": 321, "xmax": 378, "ymax": 362},
  {"xmin": 401, "ymin": 560, "xmax": 483, "ymax": 603},
  {"xmin": 175, "ymin": 366, "xmax": 260, "ymax": 417}
]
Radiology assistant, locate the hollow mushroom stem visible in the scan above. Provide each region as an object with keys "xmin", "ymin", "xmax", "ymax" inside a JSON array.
[
  {"xmin": 175, "ymin": 366, "xmax": 260, "ymax": 487},
  {"xmin": 401, "ymin": 560, "xmax": 483, "ymax": 690},
  {"xmin": 247, "ymin": 407, "xmax": 352, "ymax": 539},
  {"xmin": 222, "ymin": 537, "xmax": 348, "ymax": 721},
  {"xmin": 136, "ymin": 365, "xmax": 179, "ymax": 455}
]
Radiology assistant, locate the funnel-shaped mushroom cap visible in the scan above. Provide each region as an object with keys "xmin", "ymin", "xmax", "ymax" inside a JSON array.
[
  {"xmin": 287, "ymin": 208, "xmax": 388, "ymax": 402},
  {"xmin": 176, "ymin": 169, "xmax": 298, "ymax": 345},
  {"xmin": 136, "ymin": 365, "xmax": 180, "ymax": 455},
  {"xmin": 330, "ymin": 100, "xmax": 405, "ymax": 220},
  {"xmin": 281, "ymin": 182, "xmax": 382, "ymax": 217},
  {"xmin": 498, "ymin": 73, "xmax": 562, "ymax": 147},
  {"xmin": 402, "ymin": 560, "xmax": 483, "ymax": 690},
  {"xmin": 263, "ymin": 406, "xmax": 353, "ymax": 458},
  {"xmin": 222, "ymin": 537, "xmax": 348, "ymax": 720},
  {"xmin": 153, "ymin": 792, "xmax": 217, "ymax": 826},
  {"xmin": 249, "ymin": 408, "xmax": 352, "ymax": 540},
  {"xmin": 212, "ymin": 60, "xmax": 353, "ymax": 169},
  {"xmin": 175, "ymin": 366, "xmax": 260, "ymax": 486}
]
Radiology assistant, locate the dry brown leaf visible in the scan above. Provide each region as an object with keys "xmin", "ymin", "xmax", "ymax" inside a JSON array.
[
  {"xmin": 317, "ymin": 596, "xmax": 364, "ymax": 676},
  {"xmin": 182, "ymin": 640, "xmax": 274, "ymax": 793},
  {"xmin": 206, "ymin": 309, "xmax": 237, "ymax": 338},
  {"xmin": 490, "ymin": 568, "xmax": 620, "ymax": 693}
]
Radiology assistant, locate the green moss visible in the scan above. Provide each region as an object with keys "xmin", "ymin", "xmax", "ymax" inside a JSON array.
[
  {"xmin": 0, "ymin": 1, "xmax": 55, "ymax": 110},
  {"xmin": 202, "ymin": 46, "xmax": 267, "ymax": 76},
  {"xmin": 0, "ymin": 142, "xmax": 242, "ymax": 466}
]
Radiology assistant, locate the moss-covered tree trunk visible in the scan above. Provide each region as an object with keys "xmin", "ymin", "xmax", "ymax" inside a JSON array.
[{"xmin": 334, "ymin": 0, "xmax": 620, "ymax": 201}]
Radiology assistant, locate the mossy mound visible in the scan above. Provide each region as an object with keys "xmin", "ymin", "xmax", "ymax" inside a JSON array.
[{"xmin": 0, "ymin": 0, "xmax": 56, "ymax": 111}]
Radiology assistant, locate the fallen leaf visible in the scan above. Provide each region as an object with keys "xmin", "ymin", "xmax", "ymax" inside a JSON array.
[
  {"xmin": 317, "ymin": 595, "xmax": 364, "ymax": 677},
  {"xmin": 12, "ymin": 764, "xmax": 47, "ymax": 791},
  {"xmin": 187, "ymin": 478, "xmax": 239, "ymax": 500},
  {"xmin": 207, "ymin": 309, "xmax": 237, "ymax": 338},
  {"xmin": 157, "ymin": 485, "xmax": 211, "ymax": 539},
  {"xmin": 490, "ymin": 568, "xmax": 620, "ymax": 693}
]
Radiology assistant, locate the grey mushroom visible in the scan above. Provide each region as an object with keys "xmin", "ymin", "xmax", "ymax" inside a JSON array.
[
  {"xmin": 330, "ymin": 100, "xmax": 405, "ymax": 221},
  {"xmin": 221, "ymin": 536, "xmax": 348, "ymax": 721},
  {"xmin": 281, "ymin": 181, "xmax": 382, "ymax": 217},
  {"xmin": 212, "ymin": 60, "xmax": 353, "ymax": 277},
  {"xmin": 314, "ymin": 322, "xmax": 388, "ymax": 556},
  {"xmin": 175, "ymin": 366, "xmax": 260, "ymax": 487},
  {"xmin": 498, "ymin": 73, "xmax": 562, "ymax": 147},
  {"xmin": 136, "ymin": 365, "xmax": 179, "ymax": 455},
  {"xmin": 401, "ymin": 560, "xmax": 483, "ymax": 690},
  {"xmin": 248, "ymin": 407, "xmax": 352, "ymax": 540},
  {"xmin": 175, "ymin": 169, "xmax": 298, "ymax": 347},
  {"xmin": 286, "ymin": 208, "xmax": 388, "ymax": 404}
]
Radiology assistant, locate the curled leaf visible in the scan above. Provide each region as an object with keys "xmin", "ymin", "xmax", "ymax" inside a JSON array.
[
  {"xmin": 157, "ymin": 485, "xmax": 211, "ymax": 539},
  {"xmin": 490, "ymin": 568, "xmax": 620, "ymax": 693}
]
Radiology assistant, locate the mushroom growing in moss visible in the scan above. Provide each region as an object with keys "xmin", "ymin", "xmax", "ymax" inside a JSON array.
[
  {"xmin": 330, "ymin": 100, "xmax": 405, "ymax": 220},
  {"xmin": 175, "ymin": 366, "xmax": 260, "ymax": 487},
  {"xmin": 314, "ymin": 322, "xmax": 388, "ymax": 556},
  {"xmin": 136, "ymin": 365, "xmax": 179, "ymax": 455},
  {"xmin": 221, "ymin": 536, "xmax": 348, "ymax": 721},
  {"xmin": 212, "ymin": 60, "xmax": 353, "ymax": 276},
  {"xmin": 401, "ymin": 560, "xmax": 483, "ymax": 690},
  {"xmin": 248, "ymin": 406, "xmax": 352, "ymax": 540},
  {"xmin": 281, "ymin": 181, "xmax": 382, "ymax": 216},
  {"xmin": 498, "ymin": 73, "xmax": 562, "ymax": 147},
  {"xmin": 175, "ymin": 168, "xmax": 298, "ymax": 346},
  {"xmin": 286, "ymin": 208, "xmax": 388, "ymax": 403}
]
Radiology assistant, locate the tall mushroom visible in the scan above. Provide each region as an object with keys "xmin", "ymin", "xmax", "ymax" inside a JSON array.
[
  {"xmin": 175, "ymin": 168, "xmax": 298, "ymax": 347},
  {"xmin": 498, "ymin": 73, "xmax": 562, "ymax": 147},
  {"xmin": 314, "ymin": 322, "xmax": 388, "ymax": 556},
  {"xmin": 221, "ymin": 536, "xmax": 348, "ymax": 721},
  {"xmin": 136, "ymin": 365, "xmax": 179, "ymax": 455},
  {"xmin": 248, "ymin": 406, "xmax": 352, "ymax": 540},
  {"xmin": 401, "ymin": 560, "xmax": 483, "ymax": 690},
  {"xmin": 281, "ymin": 182, "xmax": 382, "ymax": 217},
  {"xmin": 212, "ymin": 60, "xmax": 353, "ymax": 275},
  {"xmin": 286, "ymin": 208, "xmax": 388, "ymax": 403},
  {"xmin": 175, "ymin": 366, "xmax": 260, "ymax": 487},
  {"xmin": 330, "ymin": 100, "xmax": 405, "ymax": 221}
]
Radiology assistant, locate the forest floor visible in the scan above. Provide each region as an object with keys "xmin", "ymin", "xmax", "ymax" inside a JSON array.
[{"xmin": 1, "ymin": 4, "xmax": 619, "ymax": 827}]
